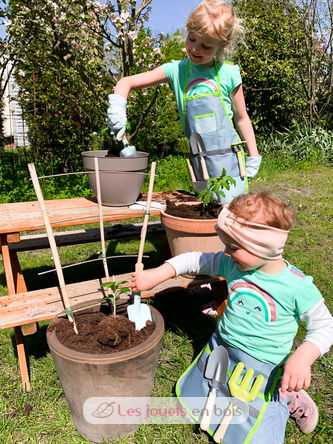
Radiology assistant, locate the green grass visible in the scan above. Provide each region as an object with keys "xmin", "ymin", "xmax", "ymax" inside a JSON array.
[{"xmin": 0, "ymin": 159, "xmax": 332, "ymax": 443}]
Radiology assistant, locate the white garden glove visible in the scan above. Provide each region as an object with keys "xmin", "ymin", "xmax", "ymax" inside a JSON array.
[
  {"xmin": 106, "ymin": 94, "xmax": 127, "ymax": 141},
  {"xmin": 246, "ymin": 155, "xmax": 262, "ymax": 180}
]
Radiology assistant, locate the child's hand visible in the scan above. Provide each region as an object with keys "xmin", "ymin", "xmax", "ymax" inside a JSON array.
[
  {"xmin": 130, "ymin": 263, "xmax": 176, "ymax": 293},
  {"xmin": 280, "ymin": 341, "xmax": 321, "ymax": 392},
  {"xmin": 131, "ymin": 269, "xmax": 158, "ymax": 292},
  {"xmin": 281, "ymin": 354, "xmax": 312, "ymax": 392}
]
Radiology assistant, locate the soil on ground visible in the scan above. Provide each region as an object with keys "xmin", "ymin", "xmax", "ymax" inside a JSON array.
[{"xmin": 50, "ymin": 309, "xmax": 155, "ymax": 354}]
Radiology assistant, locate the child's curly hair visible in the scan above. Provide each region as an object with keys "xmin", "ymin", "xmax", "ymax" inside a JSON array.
[
  {"xmin": 186, "ymin": 0, "xmax": 243, "ymax": 57},
  {"xmin": 228, "ymin": 191, "xmax": 296, "ymax": 231}
]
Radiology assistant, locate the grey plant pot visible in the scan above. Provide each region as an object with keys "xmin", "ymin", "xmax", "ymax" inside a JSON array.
[
  {"xmin": 82, "ymin": 150, "xmax": 149, "ymax": 206},
  {"xmin": 47, "ymin": 301, "xmax": 164, "ymax": 443}
]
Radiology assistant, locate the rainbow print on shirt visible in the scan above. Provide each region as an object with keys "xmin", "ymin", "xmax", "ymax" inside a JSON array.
[
  {"xmin": 186, "ymin": 78, "xmax": 218, "ymax": 97},
  {"xmin": 229, "ymin": 282, "xmax": 277, "ymax": 323}
]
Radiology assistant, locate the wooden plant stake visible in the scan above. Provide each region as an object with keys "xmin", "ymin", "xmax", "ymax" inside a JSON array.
[
  {"xmin": 28, "ymin": 163, "xmax": 78, "ymax": 334},
  {"xmin": 94, "ymin": 157, "xmax": 113, "ymax": 301}
]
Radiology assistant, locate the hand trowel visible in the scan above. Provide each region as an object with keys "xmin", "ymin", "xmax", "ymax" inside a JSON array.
[{"xmin": 200, "ymin": 345, "xmax": 230, "ymax": 431}]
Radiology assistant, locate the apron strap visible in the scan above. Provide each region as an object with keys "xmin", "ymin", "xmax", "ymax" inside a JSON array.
[{"xmin": 186, "ymin": 148, "xmax": 234, "ymax": 157}]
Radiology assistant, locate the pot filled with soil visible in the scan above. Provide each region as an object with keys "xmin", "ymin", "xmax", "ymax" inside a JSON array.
[
  {"xmin": 160, "ymin": 199, "xmax": 223, "ymax": 257},
  {"xmin": 160, "ymin": 170, "xmax": 236, "ymax": 256},
  {"xmin": 47, "ymin": 300, "xmax": 164, "ymax": 443}
]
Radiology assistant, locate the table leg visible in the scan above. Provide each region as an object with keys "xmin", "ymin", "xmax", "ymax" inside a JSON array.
[{"xmin": 0, "ymin": 234, "xmax": 31, "ymax": 392}]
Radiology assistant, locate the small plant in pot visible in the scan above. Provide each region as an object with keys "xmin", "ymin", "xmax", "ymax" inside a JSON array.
[
  {"xmin": 46, "ymin": 276, "xmax": 165, "ymax": 443},
  {"xmin": 160, "ymin": 169, "xmax": 236, "ymax": 256}
]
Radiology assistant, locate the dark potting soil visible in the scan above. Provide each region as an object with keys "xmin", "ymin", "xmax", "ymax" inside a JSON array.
[
  {"xmin": 51, "ymin": 311, "xmax": 155, "ymax": 354},
  {"xmin": 165, "ymin": 199, "xmax": 222, "ymax": 220},
  {"xmin": 140, "ymin": 190, "xmax": 222, "ymax": 219}
]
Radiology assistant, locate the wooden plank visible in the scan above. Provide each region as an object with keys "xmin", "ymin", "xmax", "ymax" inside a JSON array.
[
  {"xmin": 0, "ymin": 274, "xmax": 225, "ymax": 329},
  {"xmin": 8, "ymin": 221, "xmax": 165, "ymax": 252},
  {"xmin": 0, "ymin": 198, "xmax": 161, "ymax": 234},
  {"xmin": 0, "ymin": 234, "xmax": 32, "ymax": 391}
]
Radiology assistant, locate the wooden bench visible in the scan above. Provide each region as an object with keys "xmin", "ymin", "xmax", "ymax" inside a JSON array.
[
  {"xmin": 8, "ymin": 221, "xmax": 167, "ymax": 252},
  {"xmin": 0, "ymin": 273, "xmax": 227, "ymax": 330}
]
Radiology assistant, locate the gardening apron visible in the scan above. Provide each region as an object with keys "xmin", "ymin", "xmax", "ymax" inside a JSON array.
[
  {"xmin": 183, "ymin": 60, "xmax": 248, "ymax": 204},
  {"xmin": 176, "ymin": 329, "xmax": 282, "ymax": 443}
]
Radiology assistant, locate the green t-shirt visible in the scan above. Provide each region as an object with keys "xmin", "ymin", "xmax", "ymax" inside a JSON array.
[
  {"xmin": 162, "ymin": 58, "xmax": 242, "ymax": 129},
  {"xmin": 218, "ymin": 256, "xmax": 323, "ymax": 366}
]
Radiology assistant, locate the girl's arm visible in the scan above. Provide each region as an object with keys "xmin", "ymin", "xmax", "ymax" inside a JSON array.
[
  {"xmin": 280, "ymin": 341, "xmax": 321, "ymax": 392},
  {"xmin": 281, "ymin": 299, "xmax": 333, "ymax": 392},
  {"xmin": 114, "ymin": 67, "xmax": 168, "ymax": 99},
  {"xmin": 130, "ymin": 262, "xmax": 176, "ymax": 292},
  {"xmin": 230, "ymin": 84, "xmax": 259, "ymax": 157}
]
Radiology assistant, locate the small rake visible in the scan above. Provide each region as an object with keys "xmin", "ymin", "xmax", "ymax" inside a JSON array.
[{"xmin": 213, "ymin": 362, "xmax": 264, "ymax": 443}]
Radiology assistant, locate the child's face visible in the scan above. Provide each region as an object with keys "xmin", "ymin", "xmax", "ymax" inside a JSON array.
[
  {"xmin": 186, "ymin": 32, "xmax": 224, "ymax": 67},
  {"xmin": 216, "ymin": 229, "xmax": 269, "ymax": 272}
]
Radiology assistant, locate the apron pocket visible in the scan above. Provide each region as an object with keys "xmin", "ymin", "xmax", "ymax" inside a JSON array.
[{"xmin": 195, "ymin": 113, "xmax": 217, "ymax": 134}]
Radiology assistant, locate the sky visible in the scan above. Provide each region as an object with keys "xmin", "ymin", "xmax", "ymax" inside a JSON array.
[{"xmin": 146, "ymin": 0, "xmax": 202, "ymax": 36}]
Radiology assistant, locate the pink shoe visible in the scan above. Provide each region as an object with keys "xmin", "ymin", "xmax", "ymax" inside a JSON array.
[
  {"xmin": 201, "ymin": 299, "xmax": 218, "ymax": 317},
  {"xmin": 281, "ymin": 389, "xmax": 319, "ymax": 434}
]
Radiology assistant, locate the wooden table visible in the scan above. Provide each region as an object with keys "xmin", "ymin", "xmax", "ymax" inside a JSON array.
[
  {"xmin": 0, "ymin": 197, "xmax": 227, "ymax": 391},
  {"xmin": 0, "ymin": 197, "xmax": 161, "ymax": 391}
]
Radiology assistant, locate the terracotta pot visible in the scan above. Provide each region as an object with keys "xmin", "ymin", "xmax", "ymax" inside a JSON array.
[
  {"xmin": 160, "ymin": 205, "xmax": 223, "ymax": 257},
  {"xmin": 81, "ymin": 150, "xmax": 149, "ymax": 206},
  {"xmin": 47, "ymin": 301, "xmax": 164, "ymax": 443}
]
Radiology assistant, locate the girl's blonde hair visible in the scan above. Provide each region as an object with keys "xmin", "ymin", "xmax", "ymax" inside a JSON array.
[
  {"xmin": 228, "ymin": 192, "xmax": 296, "ymax": 231},
  {"xmin": 186, "ymin": 0, "xmax": 243, "ymax": 56}
]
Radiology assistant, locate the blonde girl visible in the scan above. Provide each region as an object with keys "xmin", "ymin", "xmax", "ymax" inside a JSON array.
[{"xmin": 107, "ymin": 0, "xmax": 261, "ymax": 203}]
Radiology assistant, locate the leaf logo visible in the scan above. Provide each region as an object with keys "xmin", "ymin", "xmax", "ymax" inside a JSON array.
[{"xmin": 91, "ymin": 401, "xmax": 115, "ymax": 418}]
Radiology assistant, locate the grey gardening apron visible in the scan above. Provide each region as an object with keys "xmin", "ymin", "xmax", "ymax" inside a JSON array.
[
  {"xmin": 183, "ymin": 60, "xmax": 248, "ymax": 204},
  {"xmin": 176, "ymin": 329, "xmax": 282, "ymax": 443}
]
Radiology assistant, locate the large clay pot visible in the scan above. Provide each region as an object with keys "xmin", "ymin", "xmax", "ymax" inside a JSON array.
[
  {"xmin": 47, "ymin": 301, "xmax": 164, "ymax": 443},
  {"xmin": 160, "ymin": 205, "xmax": 223, "ymax": 256},
  {"xmin": 81, "ymin": 150, "xmax": 149, "ymax": 206}
]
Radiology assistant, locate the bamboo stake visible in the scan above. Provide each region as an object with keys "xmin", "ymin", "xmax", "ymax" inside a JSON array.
[
  {"xmin": 38, "ymin": 254, "xmax": 147, "ymax": 275},
  {"xmin": 94, "ymin": 157, "xmax": 112, "ymax": 298},
  {"xmin": 28, "ymin": 163, "xmax": 78, "ymax": 334},
  {"xmin": 137, "ymin": 161, "xmax": 156, "ymax": 265}
]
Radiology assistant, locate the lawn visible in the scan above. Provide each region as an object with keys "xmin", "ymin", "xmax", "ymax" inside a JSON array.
[{"xmin": 0, "ymin": 162, "xmax": 332, "ymax": 443}]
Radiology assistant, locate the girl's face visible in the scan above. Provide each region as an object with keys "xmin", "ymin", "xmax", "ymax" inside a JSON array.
[
  {"xmin": 186, "ymin": 32, "xmax": 224, "ymax": 67},
  {"xmin": 216, "ymin": 229, "xmax": 269, "ymax": 272}
]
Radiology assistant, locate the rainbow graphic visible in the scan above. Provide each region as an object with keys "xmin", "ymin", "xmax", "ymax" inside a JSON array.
[
  {"xmin": 229, "ymin": 282, "xmax": 277, "ymax": 322},
  {"xmin": 186, "ymin": 78, "xmax": 218, "ymax": 97}
]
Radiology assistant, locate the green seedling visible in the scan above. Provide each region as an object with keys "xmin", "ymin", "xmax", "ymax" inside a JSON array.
[
  {"xmin": 100, "ymin": 280, "xmax": 130, "ymax": 316},
  {"xmin": 197, "ymin": 168, "xmax": 236, "ymax": 209}
]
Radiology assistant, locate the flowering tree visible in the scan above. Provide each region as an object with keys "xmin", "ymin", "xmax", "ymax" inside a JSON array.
[{"xmin": 3, "ymin": 0, "xmax": 185, "ymax": 169}]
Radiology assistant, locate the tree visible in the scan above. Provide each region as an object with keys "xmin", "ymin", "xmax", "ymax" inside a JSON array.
[
  {"xmin": 234, "ymin": 0, "xmax": 332, "ymax": 133},
  {"xmin": 4, "ymin": 0, "xmax": 185, "ymax": 170}
]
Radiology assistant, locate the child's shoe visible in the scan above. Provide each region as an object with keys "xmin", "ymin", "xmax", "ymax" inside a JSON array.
[
  {"xmin": 282, "ymin": 389, "xmax": 318, "ymax": 434},
  {"xmin": 201, "ymin": 299, "xmax": 219, "ymax": 317}
]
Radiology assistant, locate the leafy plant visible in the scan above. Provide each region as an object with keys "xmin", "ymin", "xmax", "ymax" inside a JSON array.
[
  {"xmin": 100, "ymin": 280, "xmax": 130, "ymax": 316},
  {"xmin": 198, "ymin": 168, "xmax": 236, "ymax": 209}
]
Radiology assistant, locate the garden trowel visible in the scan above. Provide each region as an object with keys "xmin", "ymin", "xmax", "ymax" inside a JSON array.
[
  {"xmin": 120, "ymin": 134, "xmax": 137, "ymax": 157},
  {"xmin": 200, "ymin": 345, "xmax": 230, "ymax": 431},
  {"xmin": 127, "ymin": 162, "xmax": 156, "ymax": 330},
  {"xmin": 190, "ymin": 132, "xmax": 210, "ymax": 181}
]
